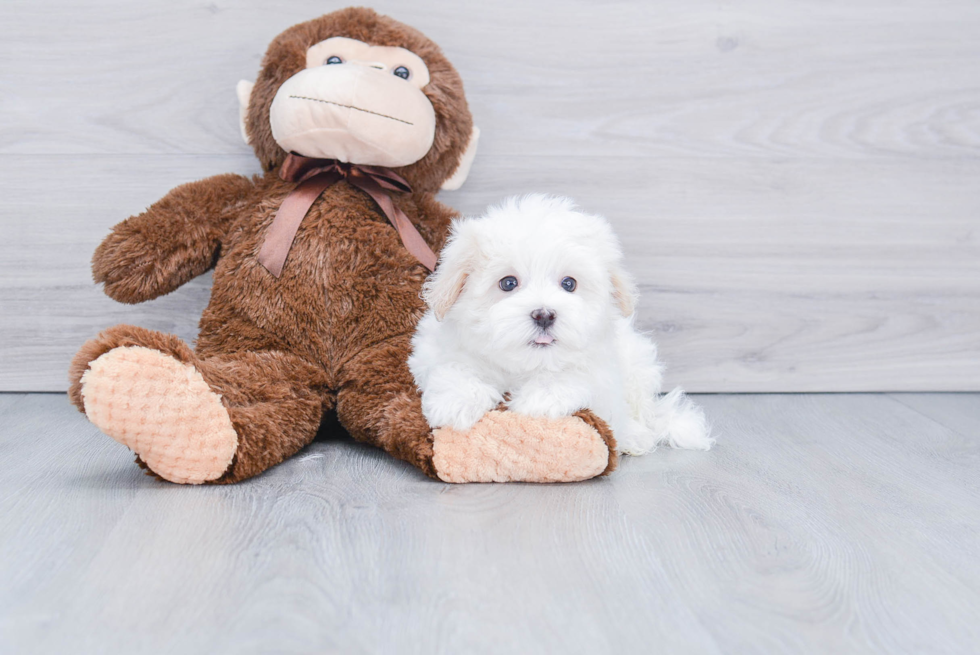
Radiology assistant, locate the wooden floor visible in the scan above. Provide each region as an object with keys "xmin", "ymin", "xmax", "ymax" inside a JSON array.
[{"xmin": 1, "ymin": 393, "xmax": 977, "ymax": 653}]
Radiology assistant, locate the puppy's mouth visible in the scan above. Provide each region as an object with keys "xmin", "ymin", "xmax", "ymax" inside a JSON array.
[{"xmin": 531, "ymin": 333, "xmax": 555, "ymax": 347}]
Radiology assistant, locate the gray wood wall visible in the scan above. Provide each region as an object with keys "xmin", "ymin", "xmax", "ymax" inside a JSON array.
[{"xmin": 2, "ymin": 0, "xmax": 978, "ymax": 392}]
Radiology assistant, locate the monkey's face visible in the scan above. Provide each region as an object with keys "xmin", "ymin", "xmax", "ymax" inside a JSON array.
[
  {"xmin": 269, "ymin": 37, "xmax": 437, "ymax": 168},
  {"xmin": 241, "ymin": 8, "xmax": 477, "ymax": 191}
]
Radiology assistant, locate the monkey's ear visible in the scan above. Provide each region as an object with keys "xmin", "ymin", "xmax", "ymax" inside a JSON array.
[
  {"xmin": 441, "ymin": 126, "xmax": 480, "ymax": 191},
  {"xmin": 423, "ymin": 220, "xmax": 479, "ymax": 320},
  {"xmin": 611, "ymin": 267, "xmax": 638, "ymax": 318},
  {"xmin": 236, "ymin": 80, "xmax": 255, "ymax": 145}
]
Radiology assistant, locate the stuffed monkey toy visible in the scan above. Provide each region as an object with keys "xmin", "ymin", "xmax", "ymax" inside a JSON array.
[{"xmin": 68, "ymin": 8, "xmax": 617, "ymax": 484}]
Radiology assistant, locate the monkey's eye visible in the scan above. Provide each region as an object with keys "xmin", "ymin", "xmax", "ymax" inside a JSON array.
[
  {"xmin": 561, "ymin": 277, "xmax": 577, "ymax": 292},
  {"xmin": 499, "ymin": 276, "xmax": 519, "ymax": 292},
  {"xmin": 324, "ymin": 56, "xmax": 343, "ymax": 65},
  {"xmin": 393, "ymin": 66, "xmax": 410, "ymax": 80}
]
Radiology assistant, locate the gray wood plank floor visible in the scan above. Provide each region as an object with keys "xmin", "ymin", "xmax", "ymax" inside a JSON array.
[
  {"xmin": 2, "ymin": 0, "xmax": 979, "ymax": 392},
  {"xmin": 2, "ymin": 393, "xmax": 978, "ymax": 654}
]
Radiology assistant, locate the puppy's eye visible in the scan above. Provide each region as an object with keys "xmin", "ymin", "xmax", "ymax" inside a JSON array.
[
  {"xmin": 498, "ymin": 276, "xmax": 519, "ymax": 292},
  {"xmin": 393, "ymin": 65, "xmax": 411, "ymax": 80},
  {"xmin": 561, "ymin": 276, "xmax": 577, "ymax": 292},
  {"xmin": 324, "ymin": 56, "xmax": 343, "ymax": 65}
]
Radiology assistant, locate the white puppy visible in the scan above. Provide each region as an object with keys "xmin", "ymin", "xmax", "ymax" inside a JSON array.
[{"xmin": 409, "ymin": 195, "xmax": 713, "ymax": 455}]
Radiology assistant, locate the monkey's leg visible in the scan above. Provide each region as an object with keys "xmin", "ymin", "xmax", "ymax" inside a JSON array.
[
  {"xmin": 335, "ymin": 336, "xmax": 618, "ymax": 482},
  {"xmin": 429, "ymin": 409, "xmax": 618, "ymax": 483},
  {"xmin": 69, "ymin": 325, "xmax": 329, "ymax": 484},
  {"xmin": 333, "ymin": 336, "xmax": 439, "ymax": 476}
]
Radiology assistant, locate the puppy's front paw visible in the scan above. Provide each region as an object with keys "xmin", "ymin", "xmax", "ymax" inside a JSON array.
[
  {"xmin": 423, "ymin": 402, "xmax": 490, "ymax": 432},
  {"xmin": 508, "ymin": 387, "xmax": 585, "ymax": 419},
  {"xmin": 421, "ymin": 384, "xmax": 503, "ymax": 432}
]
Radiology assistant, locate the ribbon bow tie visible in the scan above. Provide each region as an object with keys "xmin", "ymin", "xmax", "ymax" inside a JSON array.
[{"xmin": 257, "ymin": 154, "xmax": 438, "ymax": 277}]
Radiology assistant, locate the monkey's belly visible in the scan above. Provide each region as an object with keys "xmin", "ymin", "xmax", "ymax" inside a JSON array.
[{"xmin": 200, "ymin": 217, "xmax": 428, "ymax": 364}]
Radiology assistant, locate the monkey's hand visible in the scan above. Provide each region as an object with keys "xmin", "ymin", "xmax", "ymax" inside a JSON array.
[{"xmin": 93, "ymin": 173, "xmax": 255, "ymax": 304}]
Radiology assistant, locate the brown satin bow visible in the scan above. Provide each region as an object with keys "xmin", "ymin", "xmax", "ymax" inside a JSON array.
[{"xmin": 257, "ymin": 153, "xmax": 438, "ymax": 277}]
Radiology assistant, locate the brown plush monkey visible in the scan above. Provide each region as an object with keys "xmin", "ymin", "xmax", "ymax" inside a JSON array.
[{"xmin": 68, "ymin": 8, "xmax": 617, "ymax": 484}]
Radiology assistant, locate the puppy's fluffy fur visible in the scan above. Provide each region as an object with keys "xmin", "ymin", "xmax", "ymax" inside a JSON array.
[{"xmin": 409, "ymin": 195, "xmax": 713, "ymax": 455}]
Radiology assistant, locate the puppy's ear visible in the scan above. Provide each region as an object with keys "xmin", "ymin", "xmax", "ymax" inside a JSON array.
[
  {"xmin": 424, "ymin": 220, "xmax": 479, "ymax": 320},
  {"xmin": 611, "ymin": 266, "xmax": 638, "ymax": 317}
]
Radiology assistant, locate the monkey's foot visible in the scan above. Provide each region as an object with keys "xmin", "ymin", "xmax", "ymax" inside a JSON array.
[
  {"xmin": 431, "ymin": 409, "xmax": 617, "ymax": 483},
  {"xmin": 79, "ymin": 346, "xmax": 238, "ymax": 484}
]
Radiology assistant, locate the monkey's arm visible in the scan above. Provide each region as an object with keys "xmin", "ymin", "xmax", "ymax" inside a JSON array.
[{"xmin": 93, "ymin": 173, "xmax": 256, "ymax": 304}]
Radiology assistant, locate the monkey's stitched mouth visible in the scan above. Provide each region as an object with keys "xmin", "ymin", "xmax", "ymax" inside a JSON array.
[{"xmin": 289, "ymin": 95, "xmax": 414, "ymax": 125}]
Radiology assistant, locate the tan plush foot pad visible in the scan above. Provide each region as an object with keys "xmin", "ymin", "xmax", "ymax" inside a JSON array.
[
  {"xmin": 432, "ymin": 410, "xmax": 611, "ymax": 483},
  {"xmin": 80, "ymin": 346, "xmax": 238, "ymax": 484}
]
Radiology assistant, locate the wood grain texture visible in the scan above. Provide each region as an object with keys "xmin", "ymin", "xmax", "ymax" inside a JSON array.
[
  {"xmin": 888, "ymin": 392, "xmax": 980, "ymax": 440},
  {"xmin": 1, "ymin": 0, "xmax": 979, "ymax": 391},
  {"xmin": 1, "ymin": 393, "xmax": 978, "ymax": 653}
]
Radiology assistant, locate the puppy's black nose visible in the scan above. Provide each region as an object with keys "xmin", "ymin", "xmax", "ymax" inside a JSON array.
[{"xmin": 530, "ymin": 308, "xmax": 556, "ymax": 329}]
